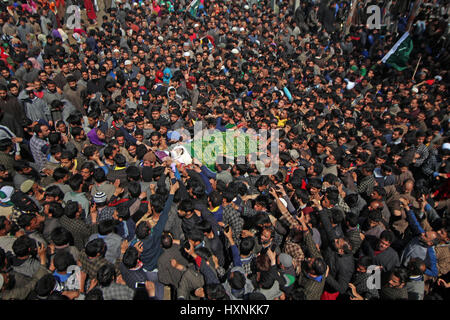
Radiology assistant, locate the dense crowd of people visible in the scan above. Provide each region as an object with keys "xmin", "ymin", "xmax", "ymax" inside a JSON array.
[{"xmin": 0, "ymin": 0, "xmax": 449, "ymax": 300}]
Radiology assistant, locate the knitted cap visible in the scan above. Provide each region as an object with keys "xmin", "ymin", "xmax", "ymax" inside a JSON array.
[
  {"xmin": 93, "ymin": 192, "xmax": 107, "ymax": 203},
  {"xmin": 278, "ymin": 253, "xmax": 293, "ymax": 268}
]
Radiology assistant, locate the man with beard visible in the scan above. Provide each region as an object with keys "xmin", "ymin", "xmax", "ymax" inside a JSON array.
[
  {"xmin": 0, "ymin": 165, "xmax": 13, "ymax": 188},
  {"xmin": 169, "ymin": 108, "xmax": 184, "ymax": 131},
  {"xmin": 399, "ymin": 198, "xmax": 439, "ymax": 278},
  {"xmin": 119, "ymin": 118, "xmax": 138, "ymax": 144},
  {"xmin": 30, "ymin": 123, "xmax": 50, "ymax": 172},
  {"xmin": 0, "ymin": 84, "xmax": 25, "ymax": 121},
  {"xmin": 0, "ymin": 67, "xmax": 13, "ymax": 87},
  {"xmin": 380, "ymin": 266, "xmax": 409, "ymax": 300},
  {"xmin": 310, "ymin": 196, "xmax": 354, "ymax": 299},
  {"xmin": 87, "ymin": 109, "xmax": 108, "ymax": 135},
  {"xmin": 216, "ymin": 109, "xmax": 234, "ymax": 132},
  {"xmin": 14, "ymin": 60, "xmax": 39, "ymax": 86},
  {"xmin": 66, "ymin": 127, "xmax": 89, "ymax": 157},
  {"xmin": 86, "ymin": 69, "xmax": 102, "ymax": 99},
  {"xmin": 42, "ymin": 80, "xmax": 64, "ymax": 107},
  {"xmin": 53, "ymin": 61, "xmax": 70, "ymax": 90},
  {"xmin": 7, "ymin": 82, "xmax": 21, "ymax": 100},
  {"xmin": 360, "ymin": 230, "xmax": 400, "ymax": 274},
  {"xmin": 44, "ymin": 35, "xmax": 57, "ymax": 57},
  {"xmin": 63, "ymin": 75, "xmax": 86, "ymax": 115},
  {"xmin": 296, "ymin": 212, "xmax": 328, "ymax": 300},
  {"xmin": 20, "ymin": 87, "xmax": 52, "ymax": 126},
  {"xmin": 17, "ymin": 211, "xmax": 47, "ymax": 247},
  {"xmin": 146, "ymin": 106, "xmax": 164, "ymax": 130}
]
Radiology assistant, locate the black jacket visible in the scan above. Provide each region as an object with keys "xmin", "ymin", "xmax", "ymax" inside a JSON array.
[
  {"xmin": 323, "ymin": 248, "xmax": 355, "ymax": 294},
  {"xmin": 360, "ymin": 236, "xmax": 400, "ymax": 273}
]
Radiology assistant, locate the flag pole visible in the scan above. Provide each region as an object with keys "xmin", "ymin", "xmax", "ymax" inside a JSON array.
[
  {"xmin": 412, "ymin": 55, "xmax": 422, "ymax": 80},
  {"xmin": 406, "ymin": 0, "xmax": 422, "ymax": 33},
  {"xmin": 344, "ymin": 0, "xmax": 358, "ymax": 35}
]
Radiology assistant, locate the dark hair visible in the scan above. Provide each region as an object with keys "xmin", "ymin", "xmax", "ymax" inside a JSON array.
[
  {"xmin": 96, "ymin": 263, "xmax": 116, "ymax": 287},
  {"xmin": 186, "ymin": 228, "xmax": 204, "ymax": 243},
  {"xmin": 149, "ymin": 194, "xmax": 165, "ymax": 214},
  {"xmin": 406, "ymin": 257, "xmax": 425, "ymax": 277},
  {"xmin": 178, "ymin": 199, "xmax": 194, "ymax": 212},
  {"xmin": 114, "ymin": 154, "xmax": 127, "ymax": 167},
  {"xmin": 161, "ymin": 232, "xmax": 173, "ymax": 249},
  {"xmin": 197, "ymin": 219, "xmax": 212, "ymax": 234},
  {"xmin": 51, "ymin": 227, "xmax": 73, "ymax": 246},
  {"xmin": 346, "ymin": 212, "xmax": 359, "ymax": 228},
  {"xmin": 205, "ymin": 283, "xmax": 229, "ymax": 300},
  {"xmin": 325, "ymin": 188, "xmax": 339, "ymax": 206},
  {"xmin": 344, "ymin": 193, "xmax": 359, "ymax": 208},
  {"xmin": 127, "ymin": 181, "xmax": 141, "ymax": 198},
  {"xmin": 229, "ymin": 271, "xmax": 246, "ymax": 290},
  {"xmin": 98, "ymin": 219, "xmax": 116, "ymax": 235},
  {"xmin": 135, "ymin": 221, "xmax": 151, "ymax": 240},
  {"xmin": 311, "ymin": 257, "xmax": 327, "ymax": 276},
  {"xmin": 390, "ymin": 267, "xmax": 408, "ymax": 285},
  {"xmin": 68, "ymin": 173, "xmax": 84, "ymax": 192},
  {"xmin": 258, "ymin": 270, "xmax": 276, "ymax": 289},
  {"xmin": 239, "ymin": 237, "xmax": 255, "ymax": 256},
  {"xmin": 64, "ymin": 200, "xmax": 79, "ymax": 219},
  {"xmin": 357, "ymin": 256, "xmax": 373, "ymax": 268},
  {"xmin": 85, "ymin": 288, "xmax": 104, "ymax": 300},
  {"xmin": 208, "ymin": 191, "xmax": 223, "ymax": 208},
  {"xmin": 45, "ymin": 186, "xmax": 65, "ymax": 202},
  {"xmin": 12, "ymin": 235, "xmax": 35, "ymax": 258},
  {"xmin": 330, "ymin": 208, "xmax": 344, "ymax": 225},
  {"xmin": 126, "ymin": 165, "xmax": 141, "ymax": 181},
  {"xmin": 380, "ymin": 230, "xmax": 396, "ymax": 244},
  {"xmin": 35, "ymin": 274, "xmax": 56, "ymax": 297},
  {"xmin": 123, "ymin": 246, "xmax": 139, "ymax": 269},
  {"xmin": 85, "ymin": 238, "xmax": 106, "ymax": 258},
  {"xmin": 53, "ymin": 251, "xmax": 76, "ymax": 272},
  {"xmin": 53, "ymin": 167, "xmax": 69, "ymax": 182},
  {"xmin": 93, "ymin": 167, "xmax": 107, "ymax": 183},
  {"xmin": 17, "ymin": 213, "xmax": 36, "ymax": 229},
  {"xmin": 83, "ymin": 145, "xmax": 97, "ymax": 158}
]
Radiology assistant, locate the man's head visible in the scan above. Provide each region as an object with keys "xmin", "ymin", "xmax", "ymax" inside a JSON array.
[
  {"xmin": 303, "ymin": 256, "xmax": 327, "ymax": 277},
  {"xmin": 387, "ymin": 267, "xmax": 408, "ymax": 289},
  {"xmin": 377, "ymin": 230, "xmax": 395, "ymax": 251},
  {"xmin": 34, "ymin": 123, "xmax": 50, "ymax": 139},
  {"xmin": 420, "ymin": 230, "xmax": 439, "ymax": 247},
  {"xmin": 332, "ymin": 237, "xmax": 352, "ymax": 256},
  {"xmin": 0, "ymin": 85, "xmax": 7, "ymax": 100}
]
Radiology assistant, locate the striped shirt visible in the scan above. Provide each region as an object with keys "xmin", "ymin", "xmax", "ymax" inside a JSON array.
[{"xmin": 30, "ymin": 134, "xmax": 49, "ymax": 171}]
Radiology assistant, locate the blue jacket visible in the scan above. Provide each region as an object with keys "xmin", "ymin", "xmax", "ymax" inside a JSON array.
[
  {"xmin": 140, "ymin": 194, "xmax": 174, "ymax": 271},
  {"xmin": 401, "ymin": 209, "xmax": 438, "ymax": 277}
]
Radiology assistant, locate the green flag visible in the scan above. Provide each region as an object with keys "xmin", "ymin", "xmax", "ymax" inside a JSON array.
[{"xmin": 382, "ymin": 32, "xmax": 413, "ymax": 71}]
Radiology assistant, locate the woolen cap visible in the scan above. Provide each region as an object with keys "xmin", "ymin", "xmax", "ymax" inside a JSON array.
[
  {"xmin": 20, "ymin": 180, "xmax": 35, "ymax": 193},
  {"xmin": 93, "ymin": 192, "xmax": 107, "ymax": 203},
  {"xmin": 278, "ymin": 253, "xmax": 293, "ymax": 268}
]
